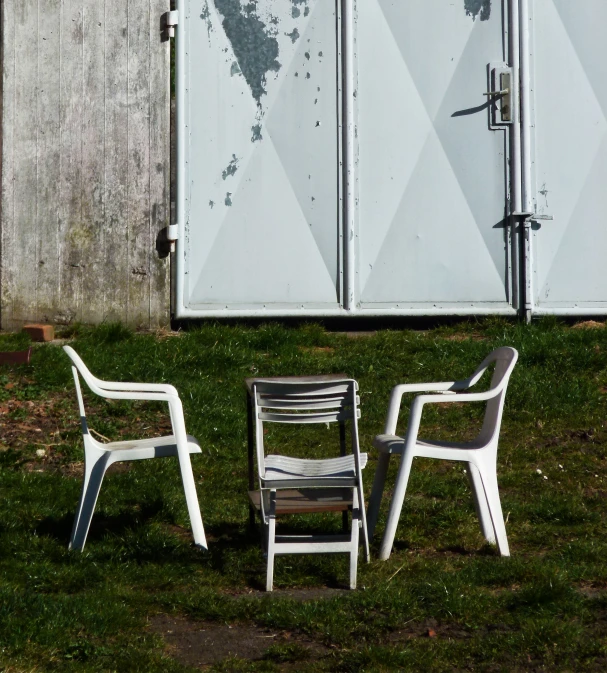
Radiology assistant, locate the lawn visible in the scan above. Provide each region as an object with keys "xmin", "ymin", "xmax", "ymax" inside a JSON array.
[{"xmin": 1, "ymin": 318, "xmax": 606, "ymax": 671}]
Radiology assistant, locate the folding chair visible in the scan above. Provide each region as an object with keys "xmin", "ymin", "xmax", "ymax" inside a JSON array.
[
  {"xmin": 367, "ymin": 347, "xmax": 518, "ymax": 560},
  {"xmin": 64, "ymin": 346, "xmax": 206, "ymax": 551},
  {"xmin": 249, "ymin": 378, "xmax": 370, "ymax": 591}
]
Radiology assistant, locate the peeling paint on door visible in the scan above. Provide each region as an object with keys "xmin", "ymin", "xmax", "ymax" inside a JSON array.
[
  {"xmin": 213, "ymin": 0, "xmax": 281, "ymax": 105},
  {"xmin": 221, "ymin": 154, "xmax": 239, "ymax": 179},
  {"xmin": 285, "ymin": 27, "xmax": 300, "ymax": 43},
  {"xmin": 200, "ymin": 1, "xmax": 213, "ymax": 34},
  {"xmin": 464, "ymin": 0, "xmax": 491, "ymax": 21}
]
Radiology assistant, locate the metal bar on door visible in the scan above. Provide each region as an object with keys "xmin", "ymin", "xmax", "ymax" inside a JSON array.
[
  {"xmin": 175, "ymin": 0, "xmax": 187, "ymax": 318},
  {"xmin": 519, "ymin": 0, "xmax": 534, "ymax": 322},
  {"xmin": 174, "ymin": 306, "xmax": 517, "ymax": 319},
  {"xmin": 532, "ymin": 307, "xmax": 607, "ymax": 316},
  {"xmin": 342, "ymin": 0, "xmax": 356, "ymax": 312},
  {"xmin": 510, "ymin": 0, "xmax": 522, "ymax": 310}
]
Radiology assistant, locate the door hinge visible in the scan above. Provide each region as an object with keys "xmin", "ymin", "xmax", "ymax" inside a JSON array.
[
  {"xmin": 167, "ymin": 224, "xmax": 179, "ymax": 242},
  {"xmin": 165, "ymin": 10, "xmax": 179, "ymax": 38}
]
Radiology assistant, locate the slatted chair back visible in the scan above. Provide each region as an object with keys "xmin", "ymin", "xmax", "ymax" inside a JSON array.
[{"xmin": 252, "ymin": 379, "xmax": 361, "ymax": 480}]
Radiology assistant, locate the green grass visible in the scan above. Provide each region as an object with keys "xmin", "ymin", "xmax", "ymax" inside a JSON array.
[{"xmin": 1, "ymin": 318, "xmax": 607, "ymax": 671}]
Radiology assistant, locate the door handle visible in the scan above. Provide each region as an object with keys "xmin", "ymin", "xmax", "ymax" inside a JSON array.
[{"xmin": 485, "ymin": 69, "xmax": 512, "ymax": 124}]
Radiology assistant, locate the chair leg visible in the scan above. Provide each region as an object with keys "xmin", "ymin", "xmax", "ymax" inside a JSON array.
[
  {"xmin": 266, "ymin": 491, "xmax": 277, "ymax": 592},
  {"xmin": 172, "ymin": 431, "xmax": 207, "ymax": 549},
  {"xmin": 69, "ymin": 447, "xmax": 109, "ymax": 551},
  {"xmin": 178, "ymin": 455, "xmax": 207, "ymax": 549},
  {"xmin": 367, "ymin": 452, "xmax": 391, "ymax": 540},
  {"xmin": 467, "ymin": 462, "xmax": 496, "ymax": 545},
  {"xmin": 349, "ymin": 489, "xmax": 360, "ymax": 590},
  {"xmin": 475, "ymin": 462, "xmax": 510, "ymax": 557},
  {"xmin": 379, "ymin": 452, "xmax": 414, "ymax": 561}
]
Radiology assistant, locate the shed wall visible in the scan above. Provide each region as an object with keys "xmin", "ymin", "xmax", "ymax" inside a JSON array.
[{"xmin": 1, "ymin": 0, "xmax": 171, "ymax": 330}]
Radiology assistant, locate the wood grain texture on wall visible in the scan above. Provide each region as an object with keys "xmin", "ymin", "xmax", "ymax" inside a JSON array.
[{"xmin": 1, "ymin": 0, "xmax": 171, "ymax": 329}]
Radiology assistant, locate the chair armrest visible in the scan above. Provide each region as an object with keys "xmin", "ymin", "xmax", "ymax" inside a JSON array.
[
  {"xmin": 97, "ymin": 388, "xmax": 179, "ymax": 403},
  {"xmin": 83, "ymin": 376, "xmax": 180, "ymax": 403},
  {"xmin": 96, "ymin": 380, "xmax": 179, "ymax": 396},
  {"xmin": 416, "ymin": 388, "xmax": 500, "ymax": 405},
  {"xmin": 383, "ymin": 381, "xmax": 464, "ymax": 434}
]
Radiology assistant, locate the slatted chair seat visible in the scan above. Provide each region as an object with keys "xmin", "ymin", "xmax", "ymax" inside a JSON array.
[{"xmin": 263, "ymin": 453, "xmax": 368, "ymax": 487}]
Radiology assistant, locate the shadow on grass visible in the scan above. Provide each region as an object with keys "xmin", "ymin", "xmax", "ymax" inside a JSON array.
[
  {"xmin": 204, "ymin": 523, "xmax": 351, "ymax": 590},
  {"xmin": 34, "ymin": 500, "xmax": 166, "ymax": 546},
  {"xmin": 387, "ymin": 538, "xmax": 500, "ymax": 557}
]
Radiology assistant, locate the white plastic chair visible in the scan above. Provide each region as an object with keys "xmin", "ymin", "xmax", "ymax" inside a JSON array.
[
  {"xmin": 367, "ymin": 347, "xmax": 518, "ymax": 561},
  {"xmin": 250, "ymin": 379, "xmax": 370, "ymax": 591},
  {"xmin": 64, "ymin": 346, "xmax": 207, "ymax": 551}
]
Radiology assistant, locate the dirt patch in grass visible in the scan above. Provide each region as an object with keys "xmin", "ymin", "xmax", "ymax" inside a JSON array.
[
  {"xmin": 219, "ymin": 586, "xmax": 350, "ymax": 601},
  {"xmin": 0, "ymin": 397, "xmax": 68, "ymax": 449},
  {"xmin": 150, "ymin": 614, "xmax": 331, "ymax": 668},
  {"xmin": 297, "ymin": 346, "xmax": 335, "ymax": 355},
  {"xmin": 441, "ymin": 332, "xmax": 486, "ymax": 342},
  {"xmin": 387, "ymin": 618, "xmax": 475, "ymax": 642},
  {"xmin": 0, "ymin": 379, "xmax": 172, "ymax": 475},
  {"xmin": 572, "ymin": 320, "xmax": 605, "ymax": 330}
]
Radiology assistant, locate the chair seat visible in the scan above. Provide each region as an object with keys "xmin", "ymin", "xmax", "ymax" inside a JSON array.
[
  {"xmin": 262, "ymin": 453, "xmax": 368, "ymax": 488},
  {"xmin": 95, "ymin": 433, "xmax": 202, "ymax": 462},
  {"xmin": 373, "ymin": 434, "xmax": 486, "ymax": 454}
]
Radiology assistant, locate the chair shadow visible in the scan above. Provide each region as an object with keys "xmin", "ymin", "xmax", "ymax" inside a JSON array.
[
  {"xmin": 35, "ymin": 500, "xmax": 166, "ymax": 546},
  {"xmin": 438, "ymin": 543, "xmax": 499, "ymax": 557},
  {"xmin": 203, "ymin": 522, "xmax": 266, "ymax": 589},
  {"xmin": 204, "ymin": 521, "xmax": 350, "ymax": 591},
  {"xmin": 385, "ymin": 540, "xmax": 499, "ymax": 557}
]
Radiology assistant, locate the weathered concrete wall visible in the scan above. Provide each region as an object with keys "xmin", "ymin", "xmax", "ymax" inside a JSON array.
[{"xmin": 1, "ymin": 0, "xmax": 171, "ymax": 330}]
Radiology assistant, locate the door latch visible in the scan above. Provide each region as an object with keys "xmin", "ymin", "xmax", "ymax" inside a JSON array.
[
  {"xmin": 512, "ymin": 211, "xmax": 554, "ymax": 239},
  {"xmin": 486, "ymin": 64, "xmax": 512, "ymax": 126}
]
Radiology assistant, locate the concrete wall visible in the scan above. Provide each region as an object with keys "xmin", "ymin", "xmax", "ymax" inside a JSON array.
[{"xmin": 1, "ymin": 0, "xmax": 171, "ymax": 330}]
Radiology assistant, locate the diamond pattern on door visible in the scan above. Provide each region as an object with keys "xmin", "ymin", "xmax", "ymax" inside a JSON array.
[
  {"xmin": 533, "ymin": 0, "xmax": 607, "ymax": 306},
  {"xmin": 190, "ymin": 138, "xmax": 336, "ymax": 304},
  {"xmin": 358, "ymin": 0, "xmax": 509, "ymax": 306},
  {"xmin": 184, "ymin": 0, "xmax": 339, "ymax": 310},
  {"xmin": 356, "ymin": 0, "xmax": 431, "ymax": 294}
]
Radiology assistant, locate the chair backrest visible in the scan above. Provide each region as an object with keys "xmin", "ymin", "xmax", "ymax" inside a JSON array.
[
  {"xmin": 63, "ymin": 346, "xmax": 95, "ymax": 439},
  {"xmin": 468, "ymin": 347, "xmax": 518, "ymax": 446},
  {"xmin": 252, "ymin": 379, "xmax": 361, "ymax": 478}
]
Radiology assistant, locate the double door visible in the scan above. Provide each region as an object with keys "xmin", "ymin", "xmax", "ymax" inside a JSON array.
[{"xmin": 174, "ymin": 1, "xmax": 605, "ymax": 318}]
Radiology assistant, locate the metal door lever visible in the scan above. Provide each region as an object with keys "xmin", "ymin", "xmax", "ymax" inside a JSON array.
[
  {"xmin": 485, "ymin": 69, "xmax": 512, "ymax": 123},
  {"xmin": 512, "ymin": 212, "xmax": 554, "ymax": 221}
]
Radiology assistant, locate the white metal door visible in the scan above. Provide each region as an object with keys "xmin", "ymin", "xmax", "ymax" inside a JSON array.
[
  {"xmin": 175, "ymin": 1, "xmax": 517, "ymax": 318},
  {"xmin": 528, "ymin": 0, "xmax": 607, "ymax": 315},
  {"xmin": 356, "ymin": 1, "xmax": 515, "ymax": 314},
  {"xmin": 175, "ymin": 0, "xmax": 342, "ymax": 318}
]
